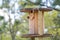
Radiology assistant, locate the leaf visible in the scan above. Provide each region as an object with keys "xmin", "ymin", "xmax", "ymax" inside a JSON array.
[
  {"xmin": 0, "ymin": 16, "xmax": 4, "ymax": 20},
  {"xmin": 53, "ymin": 0, "xmax": 60, "ymax": 6}
]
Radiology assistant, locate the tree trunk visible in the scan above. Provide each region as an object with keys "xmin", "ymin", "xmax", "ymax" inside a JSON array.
[
  {"xmin": 11, "ymin": 34, "xmax": 16, "ymax": 40},
  {"xmin": 0, "ymin": 33, "xmax": 2, "ymax": 40},
  {"xmin": 11, "ymin": 36, "xmax": 15, "ymax": 40}
]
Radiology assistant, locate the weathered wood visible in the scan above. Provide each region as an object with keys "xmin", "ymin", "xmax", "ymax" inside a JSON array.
[
  {"xmin": 29, "ymin": 10, "xmax": 45, "ymax": 35},
  {"xmin": 20, "ymin": 8, "xmax": 52, "ymax": 40},
  {"xmin": 29, "ymin": 11, "xmax": 38, "ymax": 34},
  {"xmin": 20, "ymin": 8, "xmax": 52, "ymax": 13},
  {"xmin": 29, "ymin": 12, "xmax": 35, "ymax": 34},
  {"xmin": 34, "ymin": 12, "xmax": 38, "ymax": 34},
  {"xmin": 21, "ymin": 34, "xmax": 52, "ymax": 38},
  {"xmin": 38, "ymin": 11, "xmax": 44, "ymax": 35},
  {"xmin": 20, "ymin": 8, "xmax": 52, "ymax": 35}
]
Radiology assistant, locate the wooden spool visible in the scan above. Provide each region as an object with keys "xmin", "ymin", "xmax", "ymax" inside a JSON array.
[{"xmin": 20, "ymin": 8, "xmax": 52, "ymax": 40}]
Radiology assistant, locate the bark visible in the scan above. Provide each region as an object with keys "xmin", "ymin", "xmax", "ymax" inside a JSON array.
[
  {"xmin": 11, "ymin": 33, "xmax": 16, "ymax": 40},
  {"xmin": 0, "ymin": 33, "xmax": 2, "ymax": 40}
]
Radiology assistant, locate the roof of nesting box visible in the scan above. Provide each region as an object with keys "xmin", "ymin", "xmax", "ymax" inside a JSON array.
[{"xmin": 20, "ymin": 8, "xmax": 52, "ymax": 13}]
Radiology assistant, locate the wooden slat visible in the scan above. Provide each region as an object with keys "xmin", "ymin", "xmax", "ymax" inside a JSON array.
[
  {"xmin": 38, "ymin": 11, "xmax": 44, "ymax": 40},
  {"xmin": 29, "ymin": 13, "xmax": 35, "ymax": 34},
  {"xmin": 20, "ymin": 8, "xmax": 52, "ymax": 13},
  {"xmin": 29, "ymin": 11, "xmax": 38, "ymax": 34},
  {"xmin": 38, "ymin": 11, "xmax": 44, "ymax": 35},
  {"xmin": 34, "ymin": 12, "xmax": 38, "ymax": 34},
  {"xmin": 21, "ymin": 34, "xmax": 52, "ymax": 38}
]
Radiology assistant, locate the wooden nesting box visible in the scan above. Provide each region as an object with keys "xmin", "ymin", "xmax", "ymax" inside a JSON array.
[{"xmin": 20, "ymin": 8, "xmax": 52, "ymax": 38}]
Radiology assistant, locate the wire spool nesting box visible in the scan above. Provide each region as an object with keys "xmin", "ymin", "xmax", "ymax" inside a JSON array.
[{"xmin": 20, "ymin": 8, "xmax": 53, "ymax": 40}]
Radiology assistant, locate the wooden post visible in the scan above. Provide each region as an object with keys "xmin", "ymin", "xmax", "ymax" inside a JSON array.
[{"xmin": 31, "ymin": 37, "xmax": 35, "ymax": 40}]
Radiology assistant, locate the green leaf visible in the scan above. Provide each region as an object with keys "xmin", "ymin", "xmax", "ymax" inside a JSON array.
[
  {"xmin": 0, "ymin": 16, "xmax": 4, "ymax": 20},
  {"xmin": 53, "ymin": 0, "xmax": 60, "ymax": 6}
]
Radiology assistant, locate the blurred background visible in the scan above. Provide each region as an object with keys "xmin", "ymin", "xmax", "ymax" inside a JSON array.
[{"xmin": 0, "ymin": 0, "xmax": 60, "ymax": 40}]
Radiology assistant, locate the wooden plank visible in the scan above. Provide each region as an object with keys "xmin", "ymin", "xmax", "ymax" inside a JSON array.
[
  {"xmin": 21, "ymin": 34, "xmax": 52, "ymax": 38},
  {"xmin": 29, "ymin": 11, "xmax": 38, "ymax": 34},
  {"xmin": 38, "ymin": 11, "xmax": 44, "ymax": 40},
  {"xmin": 34, "ymin": 12, "xmax": 38, "ymax": 34},
  {"xmin": 29, "ymin": 10, "xmax": 45, "ymax": 35},
  {"xmin": 38, "ymin": 11, "xmax": 44, "ymax": 35},
  {"xmin": 20, "ymin": 8, "xmax": 52, "ymax": 13},
  {"xmin": 29, "ymin": 13, "xmax": 35, "ymax": 34}
]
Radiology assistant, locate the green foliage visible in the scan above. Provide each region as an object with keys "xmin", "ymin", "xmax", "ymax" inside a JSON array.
[
  {"xmin": 0, "ymin": 16, "xmax": 4, "ymax": 20},
  {"xmin": 2, "ymin": 0, "xmax": 10, "ymax": 8},
  {"xmin": 44, "ymin": 10, "xmax": 58, "ymax": 27},
  {"xmin": 14, "ymin": 20, "xmax": 21, "ymax": 26},
  {"xmin": 53, "ymin": 0, "xmax": 60, "ymax": 6},
  {"xmin": 19, "ymin": 0, "xmax": 42, "ymax": 8},
  {"xmin": 44, "ymin": 10, "xmax": 60, "ymax": 40},
  {"xmin": 53, "ymin": 12, "xmax": 60, "ymax": 31},
  {"xmin": 47, "ymin": 11, "xmax": 60, "ymax": 40},
  {"xmin": 53, "ymin": 15, "xmax": 60, "ymax": 26}
]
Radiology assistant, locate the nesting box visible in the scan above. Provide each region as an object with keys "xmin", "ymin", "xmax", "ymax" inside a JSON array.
[{"xmin": 20, "ymin": 8, "xmax": 52, "ymax": 38}]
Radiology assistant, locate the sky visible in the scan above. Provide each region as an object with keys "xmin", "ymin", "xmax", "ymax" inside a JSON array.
[{"xmin": 0, "ymin": 0, "xmax": 2, "ymax": 6}]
